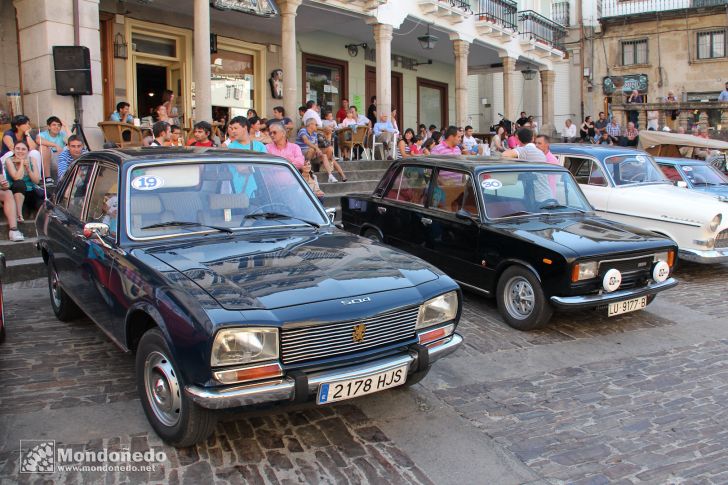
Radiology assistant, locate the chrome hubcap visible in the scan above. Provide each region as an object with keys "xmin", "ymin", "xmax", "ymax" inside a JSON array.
[
  {"xmin": 50, "ymin": 269, "xmax": 62, "ymax": 308},
  {"xmin": 144, "ymin": 351, "xmax": 181, "ymax": 427},
  {"xmin": 504, "ymin": 276, "xmax": 535, "ymax": 320}
]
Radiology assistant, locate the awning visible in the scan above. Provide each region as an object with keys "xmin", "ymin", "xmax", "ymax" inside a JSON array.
[{"xmin": 638, "ymin": 130, "xmax": 728, "ymax": 151}]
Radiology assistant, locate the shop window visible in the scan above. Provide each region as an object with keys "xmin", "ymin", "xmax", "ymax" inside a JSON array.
[
  {"xmin": 211, "ymin": 50, "xmax": 255, "ymax": 120},
  {"xmin": 697, "ymin": 30, "xmax": 725, "ymax": 60},
  {"xmin": 621, "ymin": 39, "xmax": 648, "ymax": 66},
  {"xmin": 302, "ymin": 54, "xmax": 347, "ymax": 114},
  {"xmin": 132, "ymin": 33, "xmax": 176, "ymax": 57},
  {"xmin": 417, "ymin": 78, "xmax": 448, "ymax": 130}
]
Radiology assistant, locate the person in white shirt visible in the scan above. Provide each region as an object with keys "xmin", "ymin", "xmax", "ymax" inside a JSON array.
[
  {"xmin": 302, "ymin": 100, "xmax": 322, "ymax": 128},
  {"xmin": 562, "ymin": 119, "xmax": 577, "ymax": 143},
  {"xmin": 462, "ymin": 125, "xmax": 480, "ymax": 154}
]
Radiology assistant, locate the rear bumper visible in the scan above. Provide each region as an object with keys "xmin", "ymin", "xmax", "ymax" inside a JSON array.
[
  {"xmin": 549, "ymin": 278, "xmax": 678, "ymax": 310},
  {"xmin": 679, "ymin": 248, "xmax": 728, "ymax": 264},
  {"xmin": 185, "ymin": 333, "xmax": 462, "ymax": 410}
]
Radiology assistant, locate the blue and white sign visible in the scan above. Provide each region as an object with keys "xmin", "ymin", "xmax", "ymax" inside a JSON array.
[
  {"xmin": 481, "ymin": 179, "xmax": 503, "ymax": 190},
  {"xmin": 131, "ymin": 175, "xmax": 165, "ymax": 191}
]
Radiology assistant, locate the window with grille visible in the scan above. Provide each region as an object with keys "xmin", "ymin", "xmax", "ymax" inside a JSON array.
[
  {"xmin": 697, "ymin": 30, "xmax": 725, "ymax": 60},
  {"xmin": 621, "ymin": 39, "xmax": 648, "ymax": 66}
]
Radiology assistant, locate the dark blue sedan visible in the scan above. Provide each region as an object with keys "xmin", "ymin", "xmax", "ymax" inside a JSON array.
[
  {"xmin": 655, "ymin": 157, "xmax": 728, "ymax": 201},
  {"xmin": 35, "ymin": 148, "xmax": 462, "ymax": 446}
]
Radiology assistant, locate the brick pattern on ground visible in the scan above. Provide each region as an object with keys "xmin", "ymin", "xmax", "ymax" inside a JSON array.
[{"xmin": 437, "ymin": 339, "xmax": 728, "ymax": 484}]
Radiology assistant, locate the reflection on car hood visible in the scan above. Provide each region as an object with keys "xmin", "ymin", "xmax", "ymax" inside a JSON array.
[
  {"xmin": 496, "ymin": 215, "xmax": 673, "ymax": 258},
  {"xmin": 692, "ymin": 185, "xmax": 728, "ymax": 200},
  {"xmin": 149, "ymin": 230, "xmax": 440, "ymax": 310}
]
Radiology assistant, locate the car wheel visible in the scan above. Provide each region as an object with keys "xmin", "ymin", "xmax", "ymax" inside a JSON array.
[
  {"xmin": 48, "ymin": 262, "xmax": 82, "ymax": 322},
  {"xmin": 136, "ymin": 328, "xmax": 217, "ymax": 447},
  {"xmin": 496, "ymin": 266, "xmax": 553, "ymax": 331},
  {"xmin": 363, "ymin": 228, "xmax": 383, "ymax": 242}
]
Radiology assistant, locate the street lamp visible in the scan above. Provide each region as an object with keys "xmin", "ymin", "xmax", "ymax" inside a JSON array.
[
  {"xmin": 522, "ymin": 69, "xmax": 537, "ymax": 81},
  {"xmin": 210, "ymin": 0, "xmax": 278, "ymax": 17},
  {"xmin": 417, "ymin": 24, "xmax": 439, "ymax": 50}
]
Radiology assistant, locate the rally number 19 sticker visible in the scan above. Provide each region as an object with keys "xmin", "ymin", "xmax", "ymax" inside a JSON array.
[
  {"xmin": 481, "ymin": 179, "xmax": 502, "ymax": 190},
  {"xmin": 131, "ymin": 175, "xmax": 165, "ymax": 191}
]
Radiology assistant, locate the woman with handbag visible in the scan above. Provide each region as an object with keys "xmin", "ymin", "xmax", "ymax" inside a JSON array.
[{"xmin": 4, "ymin": 140, "xmax": 42, "ymax": 222}]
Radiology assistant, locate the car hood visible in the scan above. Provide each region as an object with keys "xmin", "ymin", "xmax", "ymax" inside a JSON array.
[
  {"xmin": 148, "ymin": 230, "xmax": 440, "ymax": 310},
  {"xmin": 496, "ymin": 215, "xmax": 673, "ymax": 258},
  {"xmin": 608, "ymin": 183, "xmax": 727, "ymax": 222}
]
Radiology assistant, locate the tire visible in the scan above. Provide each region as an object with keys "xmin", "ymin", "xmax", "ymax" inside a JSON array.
[
  {"xmin": 48, "ymin": 262, "xmax": 82, "ymax": 322},
  {"xmin": 363, "ymin": 228, "xmax": 383, "ymax": 242},
  {"xmin": 136, "ymin": 328, "xmax": 217, "ymax": 447},
  {"xmin": 496, "ymin": 266, "xmax": 553, "ymax": 331}
]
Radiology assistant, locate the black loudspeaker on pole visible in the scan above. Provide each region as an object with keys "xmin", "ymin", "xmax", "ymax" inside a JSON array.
[{"xmin": 52, "ymin": 46, "xmax": 91, "ymax": 150}]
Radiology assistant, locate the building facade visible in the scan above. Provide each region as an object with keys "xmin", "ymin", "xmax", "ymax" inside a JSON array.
[{"xmin": 5, "ymin": 0, "xmax": 568, "ymax": 148}]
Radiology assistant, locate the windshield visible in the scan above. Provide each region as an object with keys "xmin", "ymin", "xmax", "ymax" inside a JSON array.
[
  {"xmin": 479, "ymin": 170, "xmax": 592, "ymax": 219},
  {"xmin": 604, "ymin": 154, "xmax": 668, "ymax": 186},
  {"xmin": 127, "ymin": 161, "xmax": 327, "ymax": 239},
  {"xmin": 681, "ymin": 164, "xmax": 728, "ymax": 186}
]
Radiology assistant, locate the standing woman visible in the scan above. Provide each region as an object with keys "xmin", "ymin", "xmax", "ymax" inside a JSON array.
[
  {"xmin": 4, "ymin": 141, "xmax": 41, "ymax": 222},
  {"xmin": 580, "ymin": 116, "xmax": 595, "ymax": 142},
  {"xmin": 161, "ymin": 90, "xmax": 179, "ymax": 125},
  {"xmin": 397, "ymin": 128, "xmax": 416, "ymax": 158},
  {"xmin": 490, "ymin": 126, "xmax": 506, "ymax": 153}
]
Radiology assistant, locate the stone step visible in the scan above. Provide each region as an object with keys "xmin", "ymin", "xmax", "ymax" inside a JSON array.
[
  {"xmin": 5, "ymin": 256, "xmax": 46, "ymax": 284},
  {"xmin": 336, "ymin": 159, "xmax": 392, "ymax": 172},
  {"xmin": 317, "ymin": 169, "xmax": 384, "ymax": 182},
  {"xmin": 0, "ymin": 220, "xmax": 38, "ymax": 240},
  {"xmin": 0, "ymin": 237, "xmax": 40, "ymax": 260},
  {"xmin": 319, "ymin": 180, "xmax": 379, "ymax": 196}
]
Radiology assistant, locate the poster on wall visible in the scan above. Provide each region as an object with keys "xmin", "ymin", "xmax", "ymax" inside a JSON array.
[{"xmin": 603, "ymin": 74, "xmax": 649, "ymax": 95}]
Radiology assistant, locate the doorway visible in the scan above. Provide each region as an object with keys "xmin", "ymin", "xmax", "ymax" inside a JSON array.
[
  {"xmin": 136, "ymin": 64, "xmax": 167, "ymax": 120},
  {"xmin": 417, "ymin": 78, "xmax": 448, "ymax": 129},
  {"xmin": 365, "ymin": 67, "xmax": 403, "ymax": 129}
]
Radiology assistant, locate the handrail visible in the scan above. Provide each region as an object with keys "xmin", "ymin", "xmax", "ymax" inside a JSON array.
[
  {"xmin": 598, "ymin": 0, "xmax": 728, "ymax": 19},
  {"xmin": 518, "ymin": 10, "xmax": 567, "ymax": 52},
  {"xmin": 476, "ymin": 0, "xmax": 518, "ymax": 31}
]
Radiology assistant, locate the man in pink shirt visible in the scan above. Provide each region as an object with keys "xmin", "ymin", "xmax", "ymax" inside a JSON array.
[
  {"xmin": 535, "ymin": 135, "xmax": 560, "ymax": 165},
  {"xmin": 266, "ymin": 122, "xmax": 304, "ymax": 169},
  {"xmin": 430, "ymin": 126, "xmax": 463, "ymax": 155}
]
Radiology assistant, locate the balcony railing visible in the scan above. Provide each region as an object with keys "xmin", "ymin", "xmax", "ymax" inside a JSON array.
[
  {"xmin": 476, "ymin": 0, "xmax": 518, "ymax": 31},
  {"xmin": 599, "ymin": 0, "xmax": 728, "ymax": 19},
  {"xmin": 551, "ymin": 1, "xmax": 570, "ymax": 27},
  {"xmin": 518, "ymin": 10, "xmax": 567, "ymax": 51},
  {"xmin": 444, "ymin": 0, "xmax": 473, "ymax": 13}
]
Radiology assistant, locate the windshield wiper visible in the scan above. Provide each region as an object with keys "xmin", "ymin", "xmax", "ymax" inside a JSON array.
[
  {"xmin": 244, "ymin": 212, "xmax": 320, "ymax": 229},
  {"xmin": 539, "ymin": 203, "xmax": 586, "ymax": 213},
  {"xmin": 498, "ymin": 211, "xmax": 533, "ymax": 218},
  {"xmin": 140, "ymin": 220, "xmax": 233, "ymax": 234}
]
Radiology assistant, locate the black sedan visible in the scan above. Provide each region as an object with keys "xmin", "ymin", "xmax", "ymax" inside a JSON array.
[
  {"xmin": 35, "ymin": 148, "xmax": 463, "ymax": 446},
  {"xmin": 341, "ymin": 157, "xmax": 678, "ymax": 330}
]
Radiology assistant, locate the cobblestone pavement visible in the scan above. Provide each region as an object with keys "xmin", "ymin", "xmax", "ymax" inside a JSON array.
[{"xmin": 1, "ymin": 262, "xmax": 727, "ymax": 484}]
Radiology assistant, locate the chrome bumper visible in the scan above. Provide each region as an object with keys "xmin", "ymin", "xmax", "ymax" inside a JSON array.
[
  {"xmin": 185, "ymin": 333, "xmax": 463, "ymax": 410},
  {"xmin": 549, "ymin": 278, "xmax": 678, "ymax": 310},
  {"xmin": 679, "ymin": 248, "xmax": 728, "ymax": 264}
]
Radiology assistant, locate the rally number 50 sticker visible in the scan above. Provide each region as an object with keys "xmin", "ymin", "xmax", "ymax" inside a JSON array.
[
  {"xmin": 481, "ymin": 179, "xmax": 503, "ymax": 190},
  {"xmin": 131, "ymin": 175, "xmax": 164, "ymax": 191}
]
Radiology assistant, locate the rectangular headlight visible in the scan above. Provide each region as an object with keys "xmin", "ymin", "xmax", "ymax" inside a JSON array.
[
  {"xmin": 654, "ymin": 251, "xmax": 675, "ymax": 267},
  {"xmin": 571, "ymin": 261, "xmax": 597, "ymax": 282},
  {"xmin": 416, "ymin": 291, "xmax": 458, "ymax": 330},
  {"xmin": 211, "ymin": 328, "xmax": 279, "ymax": 367}
]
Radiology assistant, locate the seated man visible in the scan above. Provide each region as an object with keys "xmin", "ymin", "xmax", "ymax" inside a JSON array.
[
  {"xmin": 373, "ymin": 113, "xmax": 396, "ymax": 158},
  {"xmin": 110, "ymin": 102, "xmax": 134, "ymax": 123},
  {"xmin": 296, "ymin": 118, "xmax": 337, "ymax": 183},
  {"xmin": 36, "ymin": 116, "xmax": 68, "ymax": 185}
]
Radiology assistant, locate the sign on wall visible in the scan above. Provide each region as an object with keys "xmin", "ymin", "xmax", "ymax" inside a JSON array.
[{"xmin": 603, "ymin": 74, "xmax": 649, "ymax": 95}]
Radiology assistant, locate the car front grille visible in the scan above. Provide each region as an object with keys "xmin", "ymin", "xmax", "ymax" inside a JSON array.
[
  {"xmin": 716, "ymin": 229, "xmax": 728, "ymax": 249},
  {"xmin": 280, "ymin": 306, "xmax": 420, "ymax": 365},
  {"xmin": 598, "ymin": 254, "xmax": 654, "ymax": 289}
]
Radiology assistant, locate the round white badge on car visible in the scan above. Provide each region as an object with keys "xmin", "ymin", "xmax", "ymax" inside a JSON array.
[
  {"xmin": 652, "ymin": 261, "xmax": 670, "ymax": 283},
  {"xmin": 602, "ymin": 269, "xmax": 622, "ymax": 292}
]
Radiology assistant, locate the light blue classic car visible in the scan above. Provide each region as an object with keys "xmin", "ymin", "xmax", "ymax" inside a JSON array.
[{"xmin": 656, "ymin": 158, "xmax": 728, "ymax": 202}]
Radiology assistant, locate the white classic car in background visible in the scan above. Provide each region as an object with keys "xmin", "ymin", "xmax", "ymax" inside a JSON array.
[{"xmin": 550, "ymin": 145, "xmax": 728, "ymax": 263}]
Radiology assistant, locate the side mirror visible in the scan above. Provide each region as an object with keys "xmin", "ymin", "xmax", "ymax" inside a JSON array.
[
  {"xmin": 455, "ymin": 209, "xmax": 474, "ymax": 222},
  {"xmin": 325, "ymin": 207, "xmax": 336, "ymax": 223},
  {"xmin": 83, "ymin": 222, "xmax": 111, "ymax": 248},
  {"xmin": 675, "ymin": 180, "xmax": 688, "ymax": 188}
]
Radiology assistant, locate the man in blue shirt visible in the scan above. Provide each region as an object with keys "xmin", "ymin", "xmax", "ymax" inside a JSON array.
[
  {"xmin": 373, "ymin": 113, "xmax": 396, "ymax": 159},
  {"xmin": 37, "ymin": 116, "xmax": 68, "ymax": 185},
  {"xmin": 719, "ymin": 82, "xmax": 728, "ymax": 102},
  {"xmin": 227, "ymin": 116, "xmax": 266, "ymax": 152},
  {"xmin": 109, "ymin": 102, "xmax": 134, "ymax": 123}
]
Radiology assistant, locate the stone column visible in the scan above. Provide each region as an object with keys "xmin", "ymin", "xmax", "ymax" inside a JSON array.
[
  {"xmin": 539, "ymin": 69, "xmax": 556, "ymax": 136},
  {"xmin": 453, "ymin": 39, "xmax": 470, "ymax": 128},
  {"xmin": 193, "ymin": 0, "xmax": 212, "ymax": 122},
  {"xmin": 637, "ymin": 109, "xmax": 647, "ymax": 130},
  {"xmin": 373, "ymin": 23, "xmax": 393, "ymax": 120},
  {"xmin": 279, "ymin": 0, "xmax": 302, "ymax": 123},
  {"xmin": 14, "ymin": 0, "xmax": 104, "ymax": 149},
  {"xmin": 678, "ymin": 109, "xmax": 690, "ymax": 131},
  {"xmin": 501, "ymin": 56, "xmax": 517, "ymax": 124},
  {"xmin": 698, "ymin": 110, "xmax": 709, "ymax": 131},
  {"xmin": 721, "ymin": 108, "xmax": 728, "ymax": 129}
]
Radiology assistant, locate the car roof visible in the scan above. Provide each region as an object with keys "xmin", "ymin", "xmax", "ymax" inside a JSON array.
[
  {"xmin": 396, "ymin": 155, "xmax": 567, "ymax": 172},
  {"xmin": 654, "ymin": 157, "xmax": 710, "ymax": 166},
  {"xmin": 549, "ymin": 143, "xmax": 648, "ymax": 157},
  {"xmin": 78, "ymin": 147, "xmax": 286, "ymax": 165}
]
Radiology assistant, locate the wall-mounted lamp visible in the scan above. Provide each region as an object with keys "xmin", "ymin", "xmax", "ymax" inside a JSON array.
[
  {"xmin": 412, "ymin": 59, "xmax": 433, "ymax": 68},
  {"xmin": 345, "ymin": 43, "xmax": 368, "ymax": 57},
  {"xmin": 522, "ymin": 69, "xmax": 537, "ymax": 81},
  {"xmin": 417, "ymin": 25, "xmax": 438, "ymax": 50},
  {"xmin": 113, "ymin": 33, "xmax": 128, "ymax": 59}
]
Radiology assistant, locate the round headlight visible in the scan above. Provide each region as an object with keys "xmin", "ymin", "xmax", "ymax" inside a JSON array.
[
  {"xmin": 652, "ymin": 261, "xmax": 670, "ymax": 283},
  {"xmin": 602, "ymin": 268, "xmax": 622, "ymax": 292}
]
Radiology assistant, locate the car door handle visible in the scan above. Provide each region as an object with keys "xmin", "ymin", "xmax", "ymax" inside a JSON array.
[
  {"xmin": 377, "ymin": 207, "xmax": 387, "ymax": 214},
  {"xmin": 421, "ymin": 218, "xmax": 432, "ymax": 226}
]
